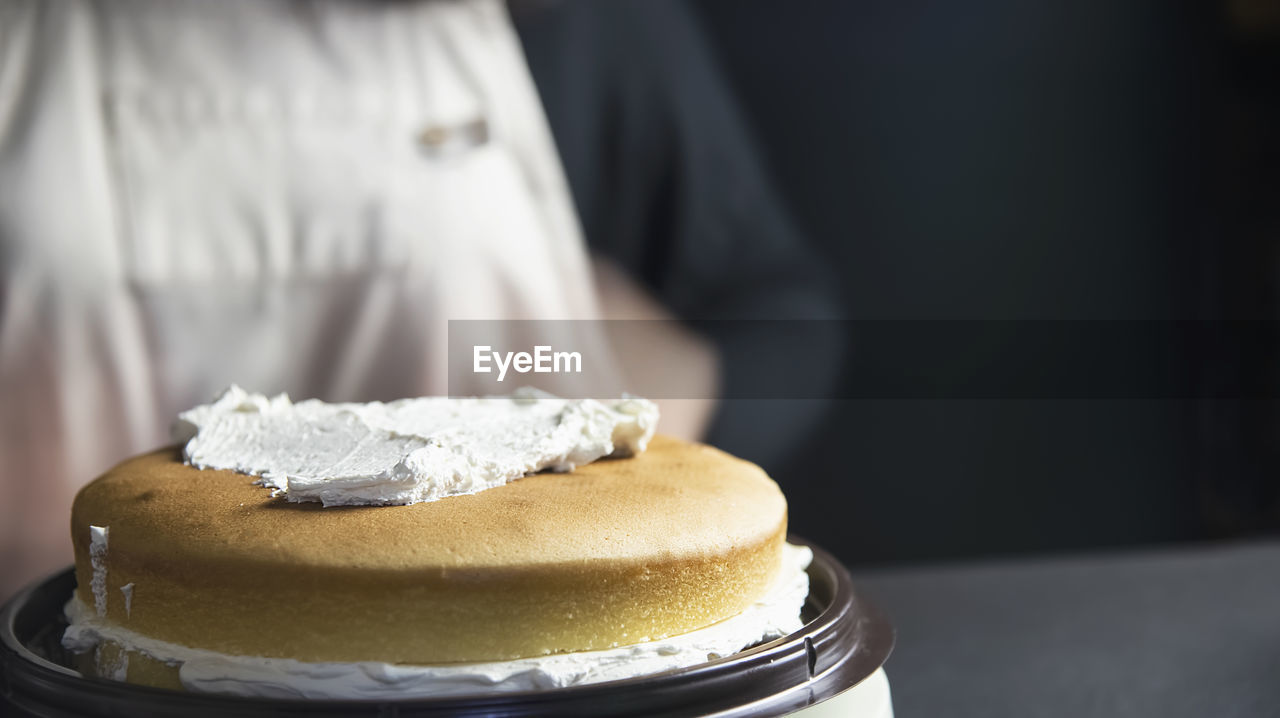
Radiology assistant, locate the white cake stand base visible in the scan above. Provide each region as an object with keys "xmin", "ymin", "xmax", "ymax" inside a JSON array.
[{"xmin": 793, "ymin": 668, "xmax": 893, "ymax": 718}]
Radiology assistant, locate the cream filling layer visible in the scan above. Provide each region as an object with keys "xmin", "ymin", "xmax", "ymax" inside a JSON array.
[{"xmin": 62, "ymin": 544, "xmax": 812, "ymax": 699}]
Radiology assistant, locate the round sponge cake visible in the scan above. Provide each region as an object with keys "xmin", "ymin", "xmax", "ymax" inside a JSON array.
[{"xmin": 69, "ymin": 435, "xmax": 788, "ymax": 665}]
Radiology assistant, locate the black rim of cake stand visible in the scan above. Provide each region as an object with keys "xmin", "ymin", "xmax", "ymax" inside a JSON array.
[{"xmin": 1, "ymin": 536, "xmax": 893, "ymax": 718}]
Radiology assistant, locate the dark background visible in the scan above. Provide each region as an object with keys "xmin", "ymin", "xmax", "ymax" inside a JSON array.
[{"xmin": 690, "ymin": 0, "xmax": 1280, "ymax": 565}]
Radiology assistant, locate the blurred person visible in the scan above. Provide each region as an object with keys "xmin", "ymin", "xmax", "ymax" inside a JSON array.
[{"xmin": 0, "ymin": 0, "xmax": 838, "ymax": 598}]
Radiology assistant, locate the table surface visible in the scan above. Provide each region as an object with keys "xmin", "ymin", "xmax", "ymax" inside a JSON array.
[{"xmin": 853, "ymin": 540, "xmax": 1280, "ymax": 718}]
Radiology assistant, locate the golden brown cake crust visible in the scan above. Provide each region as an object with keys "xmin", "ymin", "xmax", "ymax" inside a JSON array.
[{"xmin": 71, "ymin": 435, "xmax": 788, "ymax": 663}]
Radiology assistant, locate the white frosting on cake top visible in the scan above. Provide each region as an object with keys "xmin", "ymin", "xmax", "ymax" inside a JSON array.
[{"xmin": 172, "ymin": 386, "xmax": 659, "ymax": 507}]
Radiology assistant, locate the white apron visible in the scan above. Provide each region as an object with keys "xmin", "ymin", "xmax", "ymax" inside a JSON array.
[{"xmin": 0, "ymin": 0, "xmax": 610, "ymax": 593}]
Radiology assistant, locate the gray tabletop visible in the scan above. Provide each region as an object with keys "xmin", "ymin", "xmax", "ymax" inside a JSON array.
[{"xmin": 853, "ymin": 541, "xmax": 1280, "ymax": 718}]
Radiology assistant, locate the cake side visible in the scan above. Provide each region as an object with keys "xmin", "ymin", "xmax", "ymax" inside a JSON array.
[{"xmin": 70, "ymin": 435, "xmax": 788, "ymax": 663}]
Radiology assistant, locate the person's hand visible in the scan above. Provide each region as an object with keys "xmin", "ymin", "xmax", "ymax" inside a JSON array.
[{"xmin": 591, "ymin": 257, "xmax": 719, "ymax": 442}]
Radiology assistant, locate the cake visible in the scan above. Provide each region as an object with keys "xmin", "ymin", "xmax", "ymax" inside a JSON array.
[{"xmin": 61, "ymin": 390, "xmax": 811, "ymax": 698}]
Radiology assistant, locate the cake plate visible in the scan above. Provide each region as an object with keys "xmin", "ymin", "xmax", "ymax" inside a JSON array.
[{"xmin": 1, "ymin": 537, "xmax": 893, "ymax": 717}]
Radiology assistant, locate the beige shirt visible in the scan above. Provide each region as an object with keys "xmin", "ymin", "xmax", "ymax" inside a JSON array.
[{"xmin": 0, "ymin": 0, "xmax": 610, "ymax": 594}]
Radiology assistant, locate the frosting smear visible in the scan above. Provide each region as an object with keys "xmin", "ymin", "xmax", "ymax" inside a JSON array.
[{"xmin": 173, "ymin": 386, "xmax": 659, "ymax": 506}]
